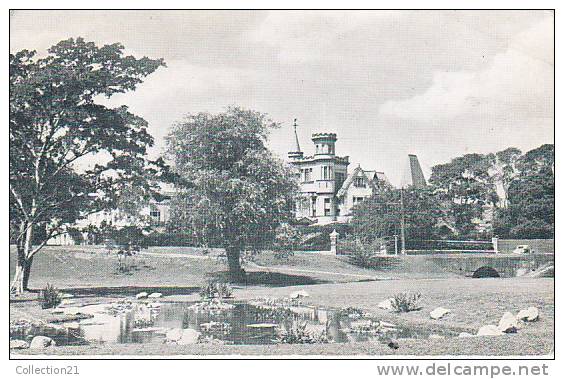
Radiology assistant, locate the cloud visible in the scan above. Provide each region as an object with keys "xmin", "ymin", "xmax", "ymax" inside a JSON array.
[{"xmin": 378, "ymin": 15, "xmax": 553, "ymax": 122}]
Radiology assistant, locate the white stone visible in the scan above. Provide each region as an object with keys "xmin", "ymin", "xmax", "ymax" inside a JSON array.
[
  {"xmin": 477, "ymin": 325, "xmax": 503, "ymax": 337},
  {"xmin": 29, "ymin": 336, "xmax": 56, "ymax": 348},
  {"xmin": 50, "ymin": 308, "xmax": 64, "ymax": 314},
  {"xmin": 498, "ymin": 312, "xmax": 520, "ymax": 333},
  {"xmin": 165, "ymin": 328, "xmax": 183, "ymax": 343},
  {"xmin": 458, "ymin": 332, "xmax": 474, "ymax": 338},
  {"xmin": 378, "ymin": 298, "xmax": 394, "ymax": 310},
  {"xmin": 177, "ymin": 329, "xmax": 200, "ymax": 345},
  {"xmin": 430, "ymin": 307, "xmax": 451, "ymax": 320},
  {"xmin": 429, "ymin": 334, "xmax": 445, "ymax": 339},
  {"xmin": 379, "ymin": 321, "xmax": 397, "ymax": 328},
  {"xmin": 516, "ymin": 307, "xmax": 539, "ymax": 322},
  {"xmin": 289, "ymin": 290, "xmax": 309, "ymax": 299},
  {"xmin": 10, "ymin": 340, "xmax": 29, "ymax": 349},
  {"xmin": 59, "ymin": 293, "xmax": 74, "ymax": 299},
  {"xmin": 148, "ymin": 292, "xmax": 162, "ymax": 299},
  {"xmin": 247, "ymin": 323, "xmax": 278, "ymax": 328},
  {"xmin": 135, "ymin": 292, "xmax": 148, "ymax": 300}
]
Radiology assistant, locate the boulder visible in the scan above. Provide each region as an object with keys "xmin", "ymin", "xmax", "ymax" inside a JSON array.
[
  {"xmin": 148, "ymin": 292, "xmax": 162, "ymax": 299},
  {"xmin": 387, "ymin": 340, "xmax": 399, "ymax": 349},
  {"xmin": 498, "ymin": 312, "xmax": 520, "ymax": 333},
  {"xmin": 10, "ymin": 340, "xmax": 29, "ymax": 349},
  {"xmin": 135, "ymin": 292, "xmax": 148, "ymax": 300},
  {"xmin": 429, "ymin": 334, "xmax": 445, "ymax": 339},
  {"xmin": 165, "ymin": 328, "xmax": 200, "ymax": 345},
  {"xmin": 289, "ymin": 290, "xmax": 309, "ymax": 299},
  {"xmin": 516, "ymin": 307, "xmax": 539, "ymax": 322},
  {"xmin": 29, "ymin": 336, "xmax": 56, "ymax": 349},
  {"xmin": 178, "ymin": 329, "xmax": 200, "ymax": 345},
  {"xmin": 458, "ymin": 332, "xmax": 474, "ymax": 338},
  {"xmin": 378, "ymin": 298, "xmax": 394, "ymax": 310},
  {"xmin": 477, "ymin": 325, "xmax": 503, "ymax": 337},
  {"xmin": 165, "ymin": 328, "xmax": 183, "ymax": 343},
  {"xmin": 429, "ymin": 307, "xmax": 451, "ymax": 320}
]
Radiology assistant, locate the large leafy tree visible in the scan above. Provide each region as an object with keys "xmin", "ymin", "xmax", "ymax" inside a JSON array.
[
  {"xmin": 166, "ymin": 107, "xmax": 298, "ymax": 281},
  {"xmin": 429, "ymin": 153, "xmax": 500, "ymax": 238},
  {"xmin": 493, "ymin": 144, "xmax": 554, "ymax": 238},
  {"xmin": 9, "ymin": 38, "xmax": 165, "ymax": 293}
]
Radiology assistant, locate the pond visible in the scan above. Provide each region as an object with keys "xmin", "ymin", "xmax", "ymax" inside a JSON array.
[{"xmin": 11, "ymin": 299, "xmax": 455, "ymax": 346}]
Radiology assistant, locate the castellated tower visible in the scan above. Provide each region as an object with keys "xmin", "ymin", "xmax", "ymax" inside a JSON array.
[{"xmin": 288, "ymin": 120, "xmax": 349, "ymax": 224}]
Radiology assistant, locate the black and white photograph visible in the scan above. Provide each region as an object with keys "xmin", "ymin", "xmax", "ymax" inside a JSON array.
[{"xmin": 7, "ymin": 6, "xmax": 556, "ymax": 364}]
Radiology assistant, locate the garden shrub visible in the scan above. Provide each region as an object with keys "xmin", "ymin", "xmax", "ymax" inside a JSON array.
[
  {"xmin": 200, "ymin": 280, "xmax": 233, "ymax": 300},
  {"xmin": 391, "ymin": 291, "xmax": 422, "ymax": 313},
  {"xmin": 39, "ymin": 283, "xmax": 61, "ymax": 309}
]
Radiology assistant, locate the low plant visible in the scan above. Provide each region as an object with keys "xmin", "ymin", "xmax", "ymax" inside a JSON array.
[
  {"xmin": 276, "ymin": 321, "xmax": 328, "ymax": 344},
  {"xmin": 391, "ymin": 291, "xmax": 422, "ymax": 313},
  {"xmin": 199, "ymin": 280, "xmax": 233, "ymax": 300},
  {"xmin": 39, "ymin": 283, "xmax": 61, "ymax": 309}
]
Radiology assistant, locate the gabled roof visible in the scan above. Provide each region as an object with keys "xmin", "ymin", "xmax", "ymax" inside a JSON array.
[{"xmin": 336, "ymin": 165, "xmax": 379, "ymax": 198}]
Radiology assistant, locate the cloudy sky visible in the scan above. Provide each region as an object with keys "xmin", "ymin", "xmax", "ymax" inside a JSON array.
[{"xmin": 10, "ymin": 10, "xmax": 554, "ymax": 185}]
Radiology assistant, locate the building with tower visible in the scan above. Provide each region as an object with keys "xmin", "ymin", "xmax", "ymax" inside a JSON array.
[{"xmin": 288, "ymin": 120, "xmax": 394, "ymax": 224}]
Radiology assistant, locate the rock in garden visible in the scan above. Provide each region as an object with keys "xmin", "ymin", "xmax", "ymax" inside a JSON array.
[
  {"xmin": 165, "ymin": 328, "xmax": 183, "ymax": 343},
  {"xmin": 29, "ymin": 336, "xmax": 56, "ymax": 349},
  {"xmin": 429, "ymin": 307, "xmax": 451, "ymax": 320},
  {"xmin": 516, "ymin": 307, "xmax": 539, "ymax": 322},
  {"xmin": 148, "ymin": 292, "xmax": 162, "ymax": 299},
  {"xmin": 379, "ymin": 321, "xmax": 397, "ymax": 328},
  {"xmin": 378, "ymin": 298, "xmax": 394, "ymax": 310},
  {"xmin": 498, "ymin": 312, "xmax": 520, "ymax": 333},
  {"xmin": 177, "ymin": 329, "xmax": 200, "ymax": 345},
  {"xmin": 135, "ymin": 292, "xmax": 148, "ymax": 300},
  {"xmin": 165, "ymin": 328, "xmax": 200, "ymax": 344},
  {"xmin": 429, "ymin": 334, "xmax": 445, "ymax": 339},
  {"xmin": 10, "ymin": 340, "xmax": 29, "ymax": 349},
  {"xmin": 458, "ymin": 332, "xmax": 474, "ymax": 338},
  {"xmin": 387, "ymin": 340, "xmax": 399, "ymax": 349},
  {"xmin": 290, "ymin": 290, "xmax": 309, "ymax": 299},
  {"xmin": 59, "ymin": 293, "xmax": 74, "ymax": 299},
  {"xmin": 477, "ymin": 325, "xmax": 503, "ymax": 337}
]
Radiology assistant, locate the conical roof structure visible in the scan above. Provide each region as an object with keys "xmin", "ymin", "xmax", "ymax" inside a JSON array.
[{"xmin": 400, "ymin": 154, "xmax": 427, "ymax": 189}]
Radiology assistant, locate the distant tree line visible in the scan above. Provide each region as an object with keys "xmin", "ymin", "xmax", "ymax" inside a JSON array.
[{"xmin": 350, "ymin": 144, "xmax": 554, "ymax": 247}]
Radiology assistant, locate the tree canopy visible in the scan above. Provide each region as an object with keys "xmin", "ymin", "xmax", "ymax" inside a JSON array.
[
  {"xmin": 9, "ymin": 38, "xmax": 165, "ymax": 293},
  {"xmin": 165, "ymin": 107, "xmax": 298, "ymax": 280}
]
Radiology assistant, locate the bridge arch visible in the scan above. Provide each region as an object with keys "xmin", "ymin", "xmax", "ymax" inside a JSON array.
[{"xmin": 472, "ymin": 266, "xmax": 500, "ymax": 278}]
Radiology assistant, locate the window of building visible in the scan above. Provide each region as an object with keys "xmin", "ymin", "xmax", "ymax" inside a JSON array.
[
  {"xmin": 311, "ymin": 197, "xmax": 317, "ymax": 217},
  {"xmin": 324, "ymin": 198, "xmax": 331, "ymax": 216},
  {"xmin": 354, "ymin": 176, "xmax": 366, "ymax": 187},
  {"xmin": 321, "ymin": 166, "xmax": 333, "ymax": 180},
  {"xmin": 150, "ymin": 206, "xmax": 161, "ymax": 222},
  {"xmin": 303, "ymin": 168, "xmax": 313, "ymax": 182},
  {"xmin": 353, "ymin": 196, "xmax": 365, "ymax": 204}
]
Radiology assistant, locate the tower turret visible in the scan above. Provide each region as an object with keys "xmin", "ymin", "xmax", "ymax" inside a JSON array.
[
  {"xmin": 312, "ymin": 132, "xmax": 337, "ymax": 156},
  {"xmin": 288, "ymin": 118, "xmax": 304, "ymax": 160}
]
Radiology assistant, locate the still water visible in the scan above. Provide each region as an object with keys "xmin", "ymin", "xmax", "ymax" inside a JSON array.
[{"xmin": 12, "ymin": 300, "xmax": 449, "ymax": 346}]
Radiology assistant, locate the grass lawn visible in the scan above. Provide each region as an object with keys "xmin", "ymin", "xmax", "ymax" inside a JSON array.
[{"xmin": 10, "ymin": 246, "xmax": 554, "ymax": 357}]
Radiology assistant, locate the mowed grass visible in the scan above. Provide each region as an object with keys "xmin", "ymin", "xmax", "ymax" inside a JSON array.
[
  {"xmin": 9, "ymin": 245, "xmax": 223, "ymax": 290},
  {"xmin": 10, "ymin": 245, "xmax": 554, "ymax": 356}
]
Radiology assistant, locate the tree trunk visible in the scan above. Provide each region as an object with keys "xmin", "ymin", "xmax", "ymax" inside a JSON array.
[
  {"xmin": 10, "ymin": 222, "xmax": 34, "ymax": 295},
  {"xmin": 226, "ymin": 245, "xmax": 246, "ymax": 282}
]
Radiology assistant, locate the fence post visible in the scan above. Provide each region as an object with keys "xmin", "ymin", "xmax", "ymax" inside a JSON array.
[
  {"xmin": 492, "ymin": 236, "xmax": 499, "ymax": 254},
  {"xmin": 330, "ymin": 229, "xmax": 339, "ymax": 255}
]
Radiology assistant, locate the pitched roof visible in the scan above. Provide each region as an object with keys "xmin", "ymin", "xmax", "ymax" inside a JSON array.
[{"xmin": 336, "ymin": 165, "xmax": 379, "ymax": 198}]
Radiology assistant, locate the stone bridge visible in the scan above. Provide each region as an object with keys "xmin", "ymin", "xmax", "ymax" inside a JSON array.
[{"xmin": 423, "ymin": 253, "xmax": 554, "ymax": 278}]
